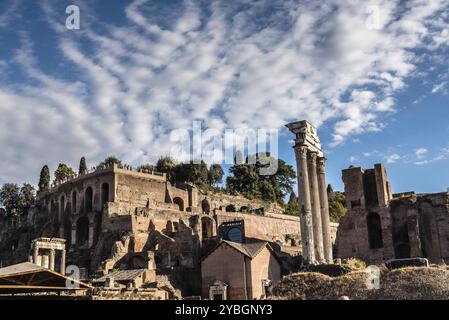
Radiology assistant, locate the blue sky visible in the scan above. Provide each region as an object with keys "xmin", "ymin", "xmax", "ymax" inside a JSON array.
[{"xmin": 0, "ymin": 0, "xmax": 448, "ymax": 194}]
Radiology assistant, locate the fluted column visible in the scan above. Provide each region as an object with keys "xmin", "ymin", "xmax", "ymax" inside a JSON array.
[
  {"xmin": 308, "ymin": 151, "xmax": 324, "ymax": 263},
  {"xmin": 294, "ymin": 145, "xmax": 315, "ymax": 264},
  {"xmin": 317, "ymin": 157, "xmax": 333, "ymax": 263}
]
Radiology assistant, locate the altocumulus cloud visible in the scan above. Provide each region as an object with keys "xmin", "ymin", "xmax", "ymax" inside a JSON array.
[{"xmin": 0, "ymin": 0, "xmax": 448, "ymax": 184}]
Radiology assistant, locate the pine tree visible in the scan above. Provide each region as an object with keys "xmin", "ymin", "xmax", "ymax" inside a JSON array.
[
  {"xmin": 38, "ymin": 165, "xmax": 50, "ymax": 192},
  {"xmin": 79, "ymin": 157, "xmax": 88, "ymax": 175}
]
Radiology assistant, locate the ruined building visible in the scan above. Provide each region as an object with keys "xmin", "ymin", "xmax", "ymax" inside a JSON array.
[
  {"xmin": 336, "ymin": 164, "xmax": 449, "ymax": 264},
  {"xmin": 286, "ymin": 120, "xmax": 333, "ymax": 264},
  {"xmin": 0, "ymin": 162, "xmax": 306, "ymax": 296}
]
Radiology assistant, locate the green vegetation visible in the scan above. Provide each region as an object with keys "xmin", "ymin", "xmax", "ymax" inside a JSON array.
[
  {"xmin": 79, "ymin": 156, "xmax": 88, "ymax": 175},
  {"xmin": 99, "ymin": 155, "xmax": 122, "ymax": 167},
  {"xmin": 226, "ymin": 153, "xmax": 296, "ymax": 205},
  {"xmin": 0, "ymin": 183, "xmax": 35, "ymax": 219},
  {"xmin": 38, "ymin": 165, "xmax": 50, "ymax": 193},
  {"xmin": 53, "ymin": 163, "xmax": 75, "ymax": 184},
  {"xmin": 327, "ymin": 184, "xmax": 347, "ymax": 222}
]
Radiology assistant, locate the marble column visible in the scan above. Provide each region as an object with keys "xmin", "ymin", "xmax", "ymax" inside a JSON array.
[
  {"xmin": 308, "ymin": 151, "xmax": 324, "ymax": 263},
  {"xmin": 33, "ymin": 245, "xmax": 39, "ymax": 265},
  {"xmin": 317, "ymin": 157, "xmax": 333, "ymax": 263},
  {"xmin": 61, "ymin": 249, "xmax": 66, "ymax": 275},
  {"xmin": 49, "ymin": 249, "xmax": 55, "ymax": 271},
  {"xmin": 294, "ymin": 145, "xmax": 315, "ymax": 264}
]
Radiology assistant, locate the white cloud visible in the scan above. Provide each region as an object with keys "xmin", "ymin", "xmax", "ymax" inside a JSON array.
[
  {"xmin": 415, "ymin": 148, "xmax": 428, "ymax": 158},
  {"xmin": 0, "ymin": 0, "xmax": 20, "ymax": 28},
  {"xmin": 431, "ymin": 81, "xmax": 447, "ymax": 94},
  {"xmin": 386, "ymin": 154, "xmax": 401, "ymax": 164},
  {"xmin": 0, "ymin": 0, "xmax": 449, "ymax": 184}
]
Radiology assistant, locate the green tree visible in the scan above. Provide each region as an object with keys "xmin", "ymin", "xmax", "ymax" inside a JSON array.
[
  {"xmin": 18, "ymin": 183, "xmax": 35, "ymax": 216},
  {"xmin": 54, "ymin": 163, "xmax": 75, "ymax": 184},
  {"xmin": 99, "ymin": 156, "xmax": 122, "ymax": 167},
  {"xmin": 0, "ymin": 183, "xmax": 20, "ymax": 218},
  {"xmin": 226, "ymin": 153, "xmax": 296, "ymax": 205},
  {"xmin": 38, "ymin": 165, "xmax": 50, "ymax": 193},
  {"xmin": 174, "ymin": 161, "xmax": 209, "ymax": 188},
  {"xmin": 327, "ymin": 184, "xmax": 347, "ymax": 222},
  {"xmin": 79, "ymin": 156, "xmax": 88, "ymax": 175},
  {"xmin": 156, "ymin": 157, "xmax": 176, "ymax": 182},
  {"xmin": 285, "ymin": 191, "xmax": 300, "ymax": 216},
  {"xmin": 208, "ymin": 164, "xmax": 224, "ymax": 186}
]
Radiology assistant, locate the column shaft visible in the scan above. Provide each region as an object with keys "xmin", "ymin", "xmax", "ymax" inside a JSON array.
[
  {"xmin": 49, "ymin": 249, "xmax": 55, "ymax": 271},
  {"xmin": 61, "ymin": 250, "xmax": 66, "ymax": 275},
  {"xmin": 308, "ymin": 152, "xmax": 324, "ymax": 263},
  {"xmin": 33, "ymin": 246, "xmax": 39, "ymax": 265},
  {"xmin": 295, "ymin": 145, "xmax": 315, "ymax": 264},
  {"xmin": 317, "ymin": 157, "xmax": 333, "ymax": 263}
]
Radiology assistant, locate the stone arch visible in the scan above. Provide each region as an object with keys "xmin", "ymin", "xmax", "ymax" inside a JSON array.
[
  {"xmin": 202, "ymin": 199, "xmax": 210, "ymax": 214},
  {"xmin": 240, "ymin": 206, "xmax": 249, "ymax": 212},
  {"xmin": 71, "ymin": 190, "xmax": 77, "ymax": 214},
  {"xmin": 225, "ymin": 204, "xmax": 236, "ymax": 212},
  {"xmin": 173, "ymin": 197, "xmax": 184, "ymax": 211},
  {"xmin": 76, "ymin": 216, "xmax": 89, "ymax": 247},
  {"xmin": 201, "ymin": 216, "xmax": 214, "ymax": 240},
  {"xmin": 101, "ymin": 182, "xmax": 110, "ymax": 212},
  {"xmin": 367, "ymin": 212, "xmax": 383, "ymax": 249},
  {"xmin": 85, "ymin": 187, "xmax": 93, "ymax": 213}
]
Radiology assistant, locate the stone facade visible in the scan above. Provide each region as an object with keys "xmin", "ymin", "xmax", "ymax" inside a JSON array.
[
  {"xmin": 0, "ymin": 162, "xmax": 319, "ymax": 296},
  {"xmin": 336, "ymin": 163, "xmax": 449, "ymax": 264}
]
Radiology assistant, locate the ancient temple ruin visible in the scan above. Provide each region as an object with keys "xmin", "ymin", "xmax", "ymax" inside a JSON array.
[
  {"xmin": 286, "ymin": 120, "xmax": 333, "ymax": 264},
  {"xmin": 336, "ymin": 163, "xmax": 449, "ymax": 264}
]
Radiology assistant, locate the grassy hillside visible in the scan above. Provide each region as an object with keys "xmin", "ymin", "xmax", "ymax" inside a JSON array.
[{"xmin": 272, "ymin": 266, "xmax": 449, "ymax": 300}]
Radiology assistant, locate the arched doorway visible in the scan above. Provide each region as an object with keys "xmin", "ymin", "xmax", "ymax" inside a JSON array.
[
  {"xmin": 173, "ymin": 197, "xmax": 184, "ymax": 211},
  {"xmin": 201, "ymin": 216, "xmax": 214, "ymax": 240},
  {"xmin": 367, "ymin": 212, "xmax": 383, "ymax": 249},
  {"xmin": 225, "ymin": 204, "xmax": 236, "ymax": 212},
  {"xmin": 76, "ymin": 217, "xmax": 89, "ymax": 248},
  {"xmin": 85, "ymin": 187, "xmax": 93, "ymax": 212},
  {"xmin": 202, "ymin": 199, "xmax": 210, "ymax": 214}
]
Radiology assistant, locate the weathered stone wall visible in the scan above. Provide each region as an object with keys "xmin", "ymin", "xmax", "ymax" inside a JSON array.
[{"xmin": 337, "ymin": 163, "xmax": 449, "ymax": 264}]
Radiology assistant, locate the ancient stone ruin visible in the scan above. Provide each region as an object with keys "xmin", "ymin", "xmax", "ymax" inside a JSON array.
[
  {"xmin": 286, "ymin": 120, "xmax": 333, "ymax": 264},
  {"xmin": 336, "ymin": 163, "xmax": 449, "ymax": 264}
]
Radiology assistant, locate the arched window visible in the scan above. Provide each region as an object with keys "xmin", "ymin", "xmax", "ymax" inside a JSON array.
[
  {"xmin": 76, "ymin": 217, "xmax": 89, "ymax": 247},
  {"xmin": 202, "ymin": 199, "xmax": 210, "ymax": 214},
  {"xmin": 367, "ymin": 212, "xmax": 383, "ymax": 249},
  {"xmin": 225, "ymin": 204, "xmax": 236, "ymax": 212},
  {"xmin": 72, "ymin": 191, "xmax": 77, "ymax": 214},
  {"xmin": 101, "ymin": 183, "xmax": 109, "ymax": 212},
  {"xmin": 85, "ymin": 187, "xmax": 93, "ymax": 213},
  {"xmin": 173, "ymin": 197, "xmax": 184, "ymax": 211}
]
